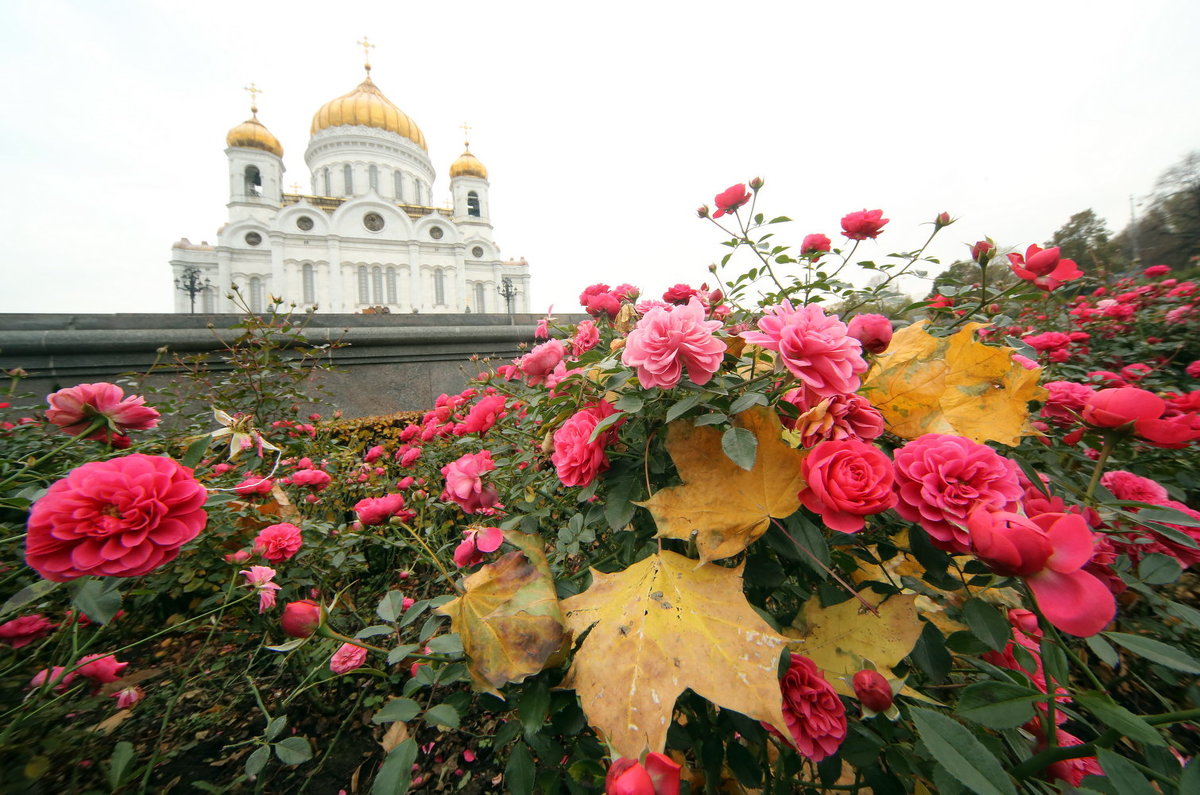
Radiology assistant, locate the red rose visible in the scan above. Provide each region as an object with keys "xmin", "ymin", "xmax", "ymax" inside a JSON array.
[
  {"xmin": 800, "ymin": 439, "xmax": 896, "ymax": 533},
  {"xmin": 26, "ymin": 454, "xmax": 208, "ymax": 581},
  {"xmin": 281, "ymin": 599, "xmax": 322, "ymax": 638},
  {"xmin": 1007, "ymin": 245, "xmax": 1082, "ymax": 291},
  {"xmin": 712, "ymin": 183, "xmax": 751, "ymax": 219},
  {"xmin": 551, "ymin": 401, "xmax": 621, "ymax": 487},
  {"xmin": 847, "ymin": 313, "xmax": 893, "ymax": 354},
  {"xmin": 1082, "ymin": 387, "xmax": 1165, "ymax": 428},
  {"xmin": 662, "ymin": 283, "xmax": 698, "ymax": 305},
  {"xmin": 775, "ymin": 653, "xmax": 846, "ymax": 761},
  {"xmin": 45, "ymin": 382, "xmax": 160, "ymax": 437},
  {"xmin": 971, "ymin": 239, "xmax": 995, "ymax": 264},
  {"xmin": 75, "ymin": 653, "xmax": 128, "ymax": 684},
  {"xmin": 801, "ymin": 233, "xmax": 832, "ymax": 255},
  {"xmin": 852, "ymin": 669, "xmax": 894, "ymax": 713},
  {"xmin": 0, "ymin": 614, "xmax": 57, "ymax": 649},
  {"xmin": 840, "ymin": 209, "xmax": 889, "ymax": 240},
  {"xmin": 253, "ymin": 522, "xmax": 303, "ymax": 562}
]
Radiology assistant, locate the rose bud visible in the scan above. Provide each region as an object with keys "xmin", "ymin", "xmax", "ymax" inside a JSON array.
[
  {"xmin": 696, "ymin": 205, "xmax": 710, "ymax": 219},
  {"xmin": 971, "ymin": 239, "xmax": 995, "ymax": 265},
  {"xmin": 280, "ymin": 599, "xmax": 322, "ymax": 638},
  {"xmin": 852, "ymin": 669, "xmax": 894, "ymax": 713},
  {"xmin": 748, "ymin": 176, "xmax": 764, "ymax": 191},
  {"xmin": 934, "ymin": 211, "xmax": 953, "ymax": 228},
  {"xmin": 1082, "ymin": 387, "xmax": 1165, "ymax": 429},
  {"xmin": 847, "ymin": 314, "xmax": 894, "ymax": 354}
]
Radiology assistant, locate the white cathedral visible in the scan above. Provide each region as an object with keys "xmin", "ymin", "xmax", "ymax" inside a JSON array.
[{"xmin": 170, "ymin": 58, "xmax": 531, "ymax": 315}]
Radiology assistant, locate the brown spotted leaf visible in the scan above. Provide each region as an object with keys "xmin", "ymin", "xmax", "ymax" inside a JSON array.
[
  {"xmin": 435, "ymin": 532, "xmax": 564, "ymax": 696},
  {"xmin": 561, "ymin": 551, "xmax": 790, "ymax": 758},
  {"xmin": 859, "ymin": 320, "xmax": 1047, "ymax": 446},
  {"xmin": 638, "ymin": 405, "xmax": 806, "ymax": 563}
]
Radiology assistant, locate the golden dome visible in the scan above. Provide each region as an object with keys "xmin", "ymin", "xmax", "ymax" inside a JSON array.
[
  {"xmin": 310, "ymin": 71, "xmax": 427, "ymax": 151},
  {"xmin": 449, "ymin": 145, "xmax": 488, "ymax": 179},
  {"xmin": 226, "ymin": 114, "xmax": 283, "ymax": 157}
]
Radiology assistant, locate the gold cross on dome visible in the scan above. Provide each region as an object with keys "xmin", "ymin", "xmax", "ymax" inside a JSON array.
[
  {"xmin": 357, "ymin": 36, "xmax": 375, "ymax": 68},
  {"xmin": 244, "ymin": 82, "xmax": 262, "ymax": 113},
  {"xmin": 290, "ymin": 183, "xmax": 303, "ymax": 194}
]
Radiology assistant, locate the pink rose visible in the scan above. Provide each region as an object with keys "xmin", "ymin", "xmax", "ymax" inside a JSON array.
[
  {"xmin": 75, "ymin": 653, "xmax": 128, "ymax": 684},
  {"xmin": 453, "ymin": 526, "xmax": 504, "ymax": 568},
  {"xmin": 45, "ymin": 382, "xmax": 160, "ymax": 437},
  {"xmin": 846, "ymin": 314, "xmax": 893, "ymax": 354},
  {"xmin": 253, "ymin": 523, "xmax": 303, "ymax": 562},
  {"xmin": 240, "ymin": 565, "xmax": 281, "ymax": 612},
  {"xmin": 774, "ymin": 654, "xmax": 846, "ymax": 761},
  {"xmin": 1082, "ymin": 387, "xmax": 1165, "ymax": 428},
  {"xmin": 840, "ymin": 209, "xmax": 889, "ymax": 240},
  {"xmin": 662, "ymin": 284, "xmax": 698, "ymax": 305},
  {"xmin": 355, "ymin": 493, "xmax": 409, "ymax": 526},
  {"xmin": 281, "ymin": 599, "xmax": 322, "ymax": 638},
  {"xmin": 0, "ymin": 614, "xmax": 57, "ymax": 648},
  {"xmin": 1143, "ymin": 264, "xmax": 1171, "ymax": 277},
  {"xmin": 570, "ymin": 320, "xmax": 600, "ymax": 357},
  {"xmin": 892, "ymin": 434, "xmax": 1023, "ymax": 553},
  {"xmin": 1040, "ymin": 381, "xmax": 1094, "ymax": 424},
  {"xmin": 290, "ymin": 468, "xmax": 332, "ymax": 489},
  {"xmin": 440, "ymin": 451, "xmax": 499, "ymax": 514},
  {"xmin": 800, "ymin": 439, "xmax": 897, "ymax": 533},
  {"xmin": 551, "ymin": 401, "xmax": 621, "ymax": 487},
  {"xmin": 779, "ymin": 388, "xmax": 883, "ymax": 448},
  {"xmin": 801, "ymin": 233, "xmax": 832, "ymax": 255},
  {"xmin": 234, "ymin": 475, "xmax": 273, "ymax": 496},
  {"xmin": 112, "ymin": 685, "xmax": 145, "ymax": 709},
  {"xmin": 329, "ymin": 642, "xmax": 369, "ymax": 674},
  {"xmin": 580, "ymin": 284, "xmax": 622, "ymax": 317},
  {"xmin": 1007, "ymin": 245, "xmax": 1082, "ymax": 291},
  {"xmin": 605, "ymin": 753, "xmax": 680, "ymax": 795},
  {"xmin": 363, "ymin": 445, "xmax": 385, "ymax": 463},
  {"xmin": 29, "ymin": 666, "xmax": 77, "ymax": 693},
  {"xmin": 1022, "ymin": 332, "xmax": 1071, "ymax": 352},
  {"xmin": 712, "ymin": 183, "xmax": 751, "ymax": 219},
  {"xmin": 967, "ymin": 510, "xmax": 1114, "ymax": 637},
  {"xmin": 399, "ymin": 446, "xmax": 422, "ymax": 467},
  {"xmin": 622, "ymin": 298, "xmax": 725, "ymax": 389},
  {"xmin": 26, "ymin": 454, "xmax": 208, "ymax": 581},
  {"xmin": 519, "ymin": 339, "xmax": 566, "ymax": 385},
  {"xmin": 741, "ymin": 302, "xmax": 866, "ymax": 397},
  {"xmin": 1100, "ymin": 470, "xmax": 1169, "ymax": 504}
]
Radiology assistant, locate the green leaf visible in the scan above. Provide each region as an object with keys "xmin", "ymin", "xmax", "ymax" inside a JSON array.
[
  {"xmin": 180, "ymin": 435, "xmax": 211, "ymax": 469},
  {"xmin": 386, "ymin": 643, "xmax": 419, "ymax": 666},
  {"xmin": 273, "ymin": 736, "xmax": 312, "ymax": 766},
  {"xmin": 729, "ymin": 392, "xmax": 768, "ymax": 415},
  {"xmin": 665, "ymin": 394, "xmax": 704, "ymax": 423},
  {"xmin": 587, "ymin": 410, "xmax": 625, "ymax": 443},
  {"xmin": 1094, "ymin": 749, "xmax": 1156, "ymax": 795},
  {"xmin": 962, "ymin": 599, "xmax": 1011, "ymax": 652},
  {"xmin": 1074, "ymin": 692, "xmax": 1165, "ymax": 747},
  {"xmin": 1137, "ymin": 507, "xmax": 1200, "ymax": 528},
  {"xmin": 909, "ymin": 707, "xmax": 1016, "ymax": 795},
  {"xmin": 519, "ymin": 679, "xmax": 551, "ymax": 737},
  {"xmin": 1182, "ymin": 757, "xmax": 1200, "ymax": 793},
  {"xmin": 505, "ymin": 742, "xmax": 536, "ymax": 795},
  {"xmin": 1137, "ymin": 553, "xmax": 1182, "ymax": 585},
  {"xmin": 605, "ymin": 476, "xmax": 638, "ymax": 531},
  {"xmin": 0, "ymin": 580, "xmax": 60, "ymax": 619},
  {"xmin": 266, "ymin": 637, "xmax": 308, "ymax": 653},
  {"xmin": 69, "ymin": 577, "xmax": 122, "ymax": 625},
  {"xmin": 694, "ymin": 412, "xmax": 728, "ymax": 426},
  {"xmin": 425, "ymin": 633, "xmax": 462, "ymax": 655},
  {"xmin": 955, "ymin": 682, "xmax": 1043, "ymax": 729},
  {"xmin": 377, "ymin": 591, "xmax": 410, "ymax": 622},
  {"xmin": 244, "ymin": 745, "xmax": 270, "ymax": 779},
  {"xmin": 371, "ymin": 739, "xmax": 417, "ymax": 795},
  {"xmin": 911, "ymin": 622, "xmax": 952, "ymax": 683},
  {"xmin": 423, "ymin": 703, "xmax": 460, "ymax": 729},
  {"xmin": 1104, "ymin": 632, "xmax": 1200, "ymax": 674},
  {"xmin": 107, "ymin": 741, "xmax": 135, "ymax": 790},
  {"xmin": 613, "ymin": 394, "xmax": 644, "ymax": 413},
  {"xmin": 372, "ymin": 698, "xmax": 420, "ymax": 724},
  {"xmin": 721, "ymin": 426, "xmax": 757, "ymax": 471},
  {"xmin": 265, "ymin": 716, "xmax": 287, "ymax": 741},
  {"xmin": 1085, "ymin": 634, "xmax": 1119, "ymax": 667},
  {"xmin": 1164, "ymin": 600, "xmax": 1200, "ymax": 631},
  {"xmin": 356, "ymin": 624, "xmax": 395, "ymax": 639}
]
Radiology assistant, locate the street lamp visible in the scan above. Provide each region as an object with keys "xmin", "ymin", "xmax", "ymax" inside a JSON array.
[
  {"xmin": 175, "ymin": 267, "xmax": 212, "ymax": 314},
  {"xmin": 497, "ymin": 277, "xmax": 519, "ymax": 315}
]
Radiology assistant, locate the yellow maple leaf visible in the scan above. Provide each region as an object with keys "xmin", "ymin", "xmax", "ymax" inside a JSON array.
[
  {"xmin": 791, "ymin": 592, "xmax": 923, "ymax": 698},
  {"xmin": 638, "ymin": 406, "xmax": 807, "ymax": 564},
  {"xmin": 561, "ymin": 551, "xmax": 790, "ymax": 758},
  {"xmin": 435, "ymin": 532, "xmax": 565, "ymax": 696},
  {"xmin": 859, "ymin": 320, "xmax": 1047, "ymax": 446}
]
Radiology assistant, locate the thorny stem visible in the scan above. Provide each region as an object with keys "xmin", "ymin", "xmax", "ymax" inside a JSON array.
[
  {"xmin": 396, "ymin": 520, "xmax": 461, "ymax": 594},
  {"xmin": 839, "ymin": 226, "xmax": 942, "ymax": 317},
  {"xmin": 1085, "ymin": 434, "xmax": 1118, "ymax": 501},
  {"xmin": 0, "ymin": 419, "xmax": 108, "ymax": 490}
]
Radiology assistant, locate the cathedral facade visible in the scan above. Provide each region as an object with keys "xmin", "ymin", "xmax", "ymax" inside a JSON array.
[{"xmin": 170, "ymin": 63, "xmax": 530, "ymax": 314}]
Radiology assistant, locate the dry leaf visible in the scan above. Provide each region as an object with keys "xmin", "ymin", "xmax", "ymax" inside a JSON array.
[
  {"xmin": 791, "ymin": 592, "xmax": 923, "ymax": 697},
  {"xmin": 91, "ymin": 709, "xmax": 133, "ymax": 735},
  {"xmin": 435, "ymin": 532, "xmax": 564, "ymax": 696},
  {"xmin": 561, "ymin": 551, "xmax": 790, "ymax": 758},
  {"xmin": 638, "ymin": 406, "xmax": 806, "ymax": 564},
  {"xmin": 860, "ymin": 321, "xmax": 1047, "ymax": 446},
  {"xmin": 380, "ymin": 721, "xmax": 409, "ymax": 753}
]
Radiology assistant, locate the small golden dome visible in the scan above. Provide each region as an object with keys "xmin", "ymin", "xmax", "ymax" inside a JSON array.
[
  {"xmin": 450, "ymin": 146, "xmax": 488, "ymax": 179},
  {"xmin": 226, "ymin": 114, "xmax": 283, "ymax": 158},
  {"xmin": 310, "ymin": 72, "xmax": 427, "ymax": 151}
]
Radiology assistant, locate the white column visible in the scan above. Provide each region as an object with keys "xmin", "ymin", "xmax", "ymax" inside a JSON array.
[
  {"xmin": 217, "ymin": 250, "xmax": 234, "ymax": 312},
  {"xmin": 454, "ymin": 247, "xmax": 467, "ymax": 311},
  {"xmin": 408, "ymin": 242, "xmax": 422, "ymax": 311},
  {"xmin": 327, "ymin": 238, "xmax": 343, "ymax": 312}
]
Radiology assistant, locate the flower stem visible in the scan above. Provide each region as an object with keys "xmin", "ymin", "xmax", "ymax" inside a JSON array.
[
  {"xmin": 396, "ymin": 520, "xmax": 462, "ymax": 594},
  {"xmin": 1085, "ymin": 433, "xmax": 1117, "ymax": 501}
]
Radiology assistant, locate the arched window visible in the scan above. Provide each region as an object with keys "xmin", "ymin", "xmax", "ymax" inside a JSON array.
[
  {"xmin": 357, "ymin": 266, "xmax": 369, "ymax": 303},
  {"xmin": 323, "ymin": 168, "xmax": 331, "ymax": 196},
  {"xmin": 369, "ymin": 164, "xmax": 379, "ymax": 192},
  {"xmin": 394, "ymin": 171, "xmax": 404, "ymax": 202},
  {"xmin": 467, "ymin": 191, "xmax": 481, "ymax": 217},
  {"xmin": 244, "ymin": 165, "xmax": 262, "ymax": 197},
  {"xmin": 434, "ymin": 269, "xmax": 446, "ymax": 305},
  {"xmin": 386, "ymin": 267, "xmax": 397, "ymax": 304},
  {"xmin": 372, "ymin": 266, "xmax": 383, "ymax": 304},
  {"xmin": 474, "ymin": 282, "xmax": 486, "ymax": 312},
  {"xmin": 302, "ymin": 263, "xmax": 315, "ymax": 304},
  {"xmin": 343, "ymin": 164, "xmax": 353, "ymax": 195},
  {"xmin": 249, "ymin": 276, "xmax": 264, "ymax": 313}
]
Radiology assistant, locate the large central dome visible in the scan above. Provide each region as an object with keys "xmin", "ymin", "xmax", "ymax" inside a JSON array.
[{"xmin": 310, "ymin": 71, "xmax": 427, "ymax": 151}]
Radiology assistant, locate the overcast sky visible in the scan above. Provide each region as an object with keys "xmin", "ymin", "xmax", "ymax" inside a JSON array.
[{"xmin": 2, "ymin": 0, "xmax": 1198, "ymax": 315}]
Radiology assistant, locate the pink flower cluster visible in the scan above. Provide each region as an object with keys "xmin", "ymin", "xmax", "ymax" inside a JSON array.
[
  {"xmin": 622, "ymin": 298, "xmax": 725, "ymax": 390},
  {"xmin": 742, "ymin": 302, "xmax": 867, "ymax": 397}
]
